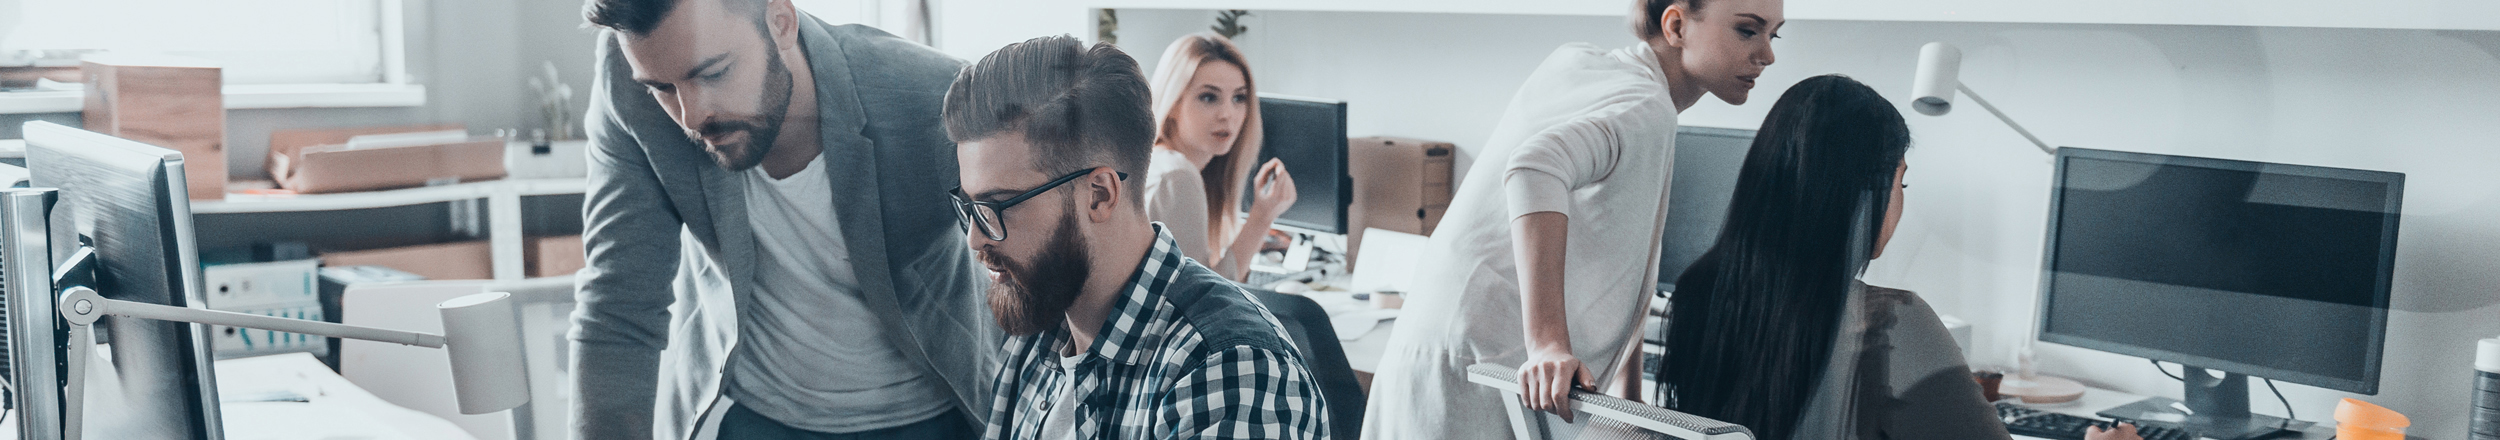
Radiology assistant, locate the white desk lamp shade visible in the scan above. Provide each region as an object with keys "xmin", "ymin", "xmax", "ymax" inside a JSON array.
[
  {"xmin": 1912, "ymin": 42, "xmax": 1964, "ymax": 116},
  {"xmin": 437, "ymin": 291, "xmax": 530, "ymax": 414}
]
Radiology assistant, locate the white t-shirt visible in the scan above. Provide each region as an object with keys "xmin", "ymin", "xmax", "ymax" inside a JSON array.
[
  {"xmin": 724, "ymin": 154, "xmax": 953, "ymax": 433},
  {"xmin": 1039, "ymin": 344, "xmax": 1085, "ymax": 440}
]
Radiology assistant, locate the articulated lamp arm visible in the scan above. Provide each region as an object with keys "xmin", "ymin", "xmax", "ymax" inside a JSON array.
[{"xmin": 51, "ymin": 286, "xmax": 525, "ymax": 440}]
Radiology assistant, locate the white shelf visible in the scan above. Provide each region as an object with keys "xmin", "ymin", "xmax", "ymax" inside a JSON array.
[
  {"xmin": 0, "ymin": 83, "xmax": 428, "ymax": 115},
  {"xmin": 1082, "ymin": 0, "xmax": 2500, "ymax": 31},
  {"xmin": 192, "ymin": 178, "xmax": 586, "ymax": 214}
]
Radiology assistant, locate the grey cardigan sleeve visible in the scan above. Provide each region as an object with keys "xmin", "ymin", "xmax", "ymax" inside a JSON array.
[
  {"xmin": 1868, "ymin": 293, "xmax": 2015, "ymax": 440},
  {"xmin": 568, "ymin": 33, "xmax": 687, "ymax": 440}
]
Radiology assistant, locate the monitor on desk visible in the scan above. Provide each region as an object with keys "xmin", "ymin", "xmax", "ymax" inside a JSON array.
[
  {"xmin": 18, "ymin": 121, "xmax": 224, "ymax": 439},
  {"xmin": 1248, "ymin": 94, "xmax": 1350, "ymax": 235},
  {"xmin": 1656, "ymin": 126, "xmax": 1755, "ymax": 292},
  {"xmin": 2036, "ymin": 147, "xmax": 2401, "ymax": 440}
]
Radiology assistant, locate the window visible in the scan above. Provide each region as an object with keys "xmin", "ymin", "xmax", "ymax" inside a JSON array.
[
  {"xmin": 2, "ymin": 0, "xmax": 395, "ymax": 85},
  {"xmin": 792, "ymin": 0, "xmax": 931, "ymax": 45}
]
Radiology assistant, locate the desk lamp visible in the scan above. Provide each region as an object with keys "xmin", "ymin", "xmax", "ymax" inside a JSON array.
[
  {"xmin": 49, "ymin": 247, "xmax": 529, "ymax": 440},
  {"xmin": 1910, "ymin": 42, "xmax": 2056, "ymax": 155},
  {"xmin": 1910, "ymin": 41, "xmax": 2087, "ymax": 403}
]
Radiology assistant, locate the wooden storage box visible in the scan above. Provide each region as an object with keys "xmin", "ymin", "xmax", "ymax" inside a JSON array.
[
  {"xmin": 267, "ymin": 124, "xmax": 465, "ymax": 182},
  {"xmin": 524, "ymin": 235, "xmax": 585, "ymax": 278},
  {"xmin": 83, "ymin": 54, "xmax": 226, "ymax": 200},
  {"xmin": 319, "ymin": 241, "xmax": 494, "ymax": 281},
  {"xmin": 1349, "ymin": 136, "xmax": 1455, "ymax": 236},
  {"xmin": 272, "ymin": 137, "xmax": 507, "ymax": 194}
]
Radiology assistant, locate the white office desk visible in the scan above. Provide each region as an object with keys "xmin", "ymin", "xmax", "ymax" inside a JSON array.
[
  {"xmin": 2002, "ymin": 387, "xmax": 2356, "ymax": 440},
  {"xmin": 1293, "ymin": 283, "xmax": 1396, "ymax": 374},
  {"xmin": 0, "ymin": 352, "xmax": 472, "ymax": 440},
  {"xmin": 1294, "ymin": 280, "xmax": 2371, "ymax": 440},
  {"xmin": 217, "ymin": 352, "xmax": 478, "ymax": 440}
]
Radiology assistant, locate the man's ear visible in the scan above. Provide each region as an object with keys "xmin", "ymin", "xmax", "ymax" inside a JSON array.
[
  {"xmin": 1085, "ymin": 168, "xmax": 1123, "ymax": 223},
  {"xmin": 768, "ymin": 0, "xmax": 800, "ymax": 52},
  {"xmin": 1661, "ymin": 5, "xmax": 1690, "ymax": 48}
]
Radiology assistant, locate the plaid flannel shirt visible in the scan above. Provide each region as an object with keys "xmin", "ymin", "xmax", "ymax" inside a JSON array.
[{"xmin": 983, "ymin": 224, "xmax": 1329, "ymax": 440}]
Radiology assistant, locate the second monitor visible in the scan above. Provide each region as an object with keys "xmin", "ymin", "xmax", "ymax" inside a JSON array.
[{"xmin": 1247, "ymin": 94, "xmax": 1350, "ymax": 235}]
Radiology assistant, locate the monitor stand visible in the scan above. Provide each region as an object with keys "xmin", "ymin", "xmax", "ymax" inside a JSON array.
[{"xmin": 2094, "ymin": 367, "xmax": 2300, "ymax": 440}]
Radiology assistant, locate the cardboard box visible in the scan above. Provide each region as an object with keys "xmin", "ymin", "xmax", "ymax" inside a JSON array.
[
  {"xmin": 320, "ymin": 241, "xmax": 493, "ymax": 280},
  {"xmin": 82, "ymin": 54, "xmax": 225, "ymax": 200},
  {"xmin": 1348, "ymin": 136, "xmax": 1455, "ymax": 237},
  {"xmin": 525, "ymin": 235, "xmax": 585, "ymax": 278},
  {"xmin": 1345, "ymin": 137, "xmax": 1455, "ymax": 268},
  {"xmin": 273, "ymin": 137, "xmax": 507, "ymax": 194},
  {"xmin": 267, "ymin": 124, "xmax": 464, "ymax": 182}
]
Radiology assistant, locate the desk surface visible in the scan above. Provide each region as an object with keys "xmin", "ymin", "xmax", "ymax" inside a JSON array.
[
  {"xmin": 216, "ymin": 352, "xmax": 477, "ymax": 440},
  {"xmin": 0, "ymin": 352, "xmax": 471, "ymax": 440},
  {"xmin": 2004, "ymin": 389, "xmax": 2341, "ymax": 440},
  {"xmin": 1292, "ymin": 281, "xmax": 2357, "ymax": 440}
]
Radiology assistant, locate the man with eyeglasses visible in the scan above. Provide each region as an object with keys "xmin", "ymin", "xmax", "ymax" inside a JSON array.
[
  {"xmin": 943, "ymin": 35, "xmax": 1327, "ymax": 440},
  {"xmin": 573, "ymin": 0, "xmax": 996, "ymax": 438}
]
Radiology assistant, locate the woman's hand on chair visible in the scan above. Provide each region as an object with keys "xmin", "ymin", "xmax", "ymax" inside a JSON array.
[{"xmin": 1519, "ymin": 344, "xmax": 1597, "ymax": 423}]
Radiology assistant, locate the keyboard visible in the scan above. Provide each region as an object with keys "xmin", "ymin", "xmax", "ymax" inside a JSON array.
[
  {"xmin": 1998, "ymin": 402, "xmax": 2197, "ymax": 440},
  {"xmin": 1244, "ymin": 270, "xmax": 1301, "ymax": 289}
]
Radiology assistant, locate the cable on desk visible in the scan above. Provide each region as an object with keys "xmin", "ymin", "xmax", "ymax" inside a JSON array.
[
  {"xmin": 2263, "ymin": 378, "xmax": 2294, "ymax": 429},
  {"xmin": 2153, "ymin": 359, "xmax": 2299, "ymax": 429},
  {"xmin": 2152, "ymin": 359, "xmax": 2184, "ymax": 381}
]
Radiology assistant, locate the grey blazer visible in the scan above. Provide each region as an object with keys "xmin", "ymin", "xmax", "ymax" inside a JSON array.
[{"xmin": 571, "ymin": 19, "xmax": 997, "ymax": 440}]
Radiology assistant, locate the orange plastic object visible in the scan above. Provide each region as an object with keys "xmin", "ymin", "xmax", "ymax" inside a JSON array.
[{"xmin": 2333, "ymin": 398, "xmax": 2409, "ymax": 440}]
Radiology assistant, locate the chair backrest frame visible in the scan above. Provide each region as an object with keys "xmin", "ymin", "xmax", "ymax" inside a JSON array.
[{"xmin": 1465, "ymin": 363, "xmax": 1755, "ymax": 440}]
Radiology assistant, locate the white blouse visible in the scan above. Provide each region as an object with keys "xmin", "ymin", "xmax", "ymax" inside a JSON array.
[
  {"xmin": 1141, "ymin": 148, "xmax": 1234, "ymax": 276},
  {"xmin": 1363, "ymin": 42, "xmax": 1680, "ymax": 439}
]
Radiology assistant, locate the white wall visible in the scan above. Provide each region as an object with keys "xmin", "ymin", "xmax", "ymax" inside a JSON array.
[{"xmin": 1067, "ymin": 9, "xmax": 2500, "ymax": 438}]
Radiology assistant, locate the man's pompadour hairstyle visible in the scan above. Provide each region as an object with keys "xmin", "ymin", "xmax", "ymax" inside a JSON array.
[{"xmin": 942, "ymin": 35, "xmax": 1156, "ymax": 200}]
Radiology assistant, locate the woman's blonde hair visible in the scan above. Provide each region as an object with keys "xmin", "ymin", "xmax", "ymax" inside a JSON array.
[{"xmin": 1148, "ymin": 31, "xmax": 1263, "ymax": 247}]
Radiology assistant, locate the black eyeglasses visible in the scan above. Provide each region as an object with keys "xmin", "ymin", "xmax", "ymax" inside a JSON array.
[{"xmin": 950, "ymin": 168, "xmax": 1130, "ymax": 242}]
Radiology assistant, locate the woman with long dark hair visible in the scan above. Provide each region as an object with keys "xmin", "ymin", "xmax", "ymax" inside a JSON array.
[{"xmin": 1654, "ymin": 74, "xmax": 2138, "ymax": 440}]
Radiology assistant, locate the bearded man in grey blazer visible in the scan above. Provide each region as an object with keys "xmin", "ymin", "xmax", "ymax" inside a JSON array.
[{"xmin": 573, "ymin": 0, "xmax": 996, "ymax": 438}]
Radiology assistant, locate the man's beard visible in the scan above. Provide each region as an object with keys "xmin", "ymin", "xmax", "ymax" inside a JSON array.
[
  {"xmin": 986, "ymin": 209, "xmax": 1093, "ymax": 337},
  {"xmin": 688, "ymin": 40, "xmax": 795, "ymax": 171}
]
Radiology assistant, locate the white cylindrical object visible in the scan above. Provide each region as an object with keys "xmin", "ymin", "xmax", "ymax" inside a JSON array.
[
  {"xmin": 2477, "ymin": 338, "xmax": 2500, "ymax": 439},
  {"xmin": 2478, "ymin": 338, "xmax": 2499, "ymax": 373},
  {"xmin": 438, "ymin": 291, "xmax": 531, "ymax": 414},
  {"xmin": 1911, "ymin": 42, "xmax": 1963, "ymax": 116}
]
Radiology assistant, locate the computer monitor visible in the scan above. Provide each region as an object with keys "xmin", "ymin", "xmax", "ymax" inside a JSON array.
[
  {"xmin": 2037, "ymin": 147, "xmax": 2400, "ymax": 440},
  {"xmin": 1655, "ymin": 126, "xmax": 1756, "ymax": 292},
  {"xmin": 21, "ymin": 121, "xmax": 224, "ymax": 439},
  {"xmin": 1248, "ymin": 94, "xmax": 1350, "ymax": 235}
]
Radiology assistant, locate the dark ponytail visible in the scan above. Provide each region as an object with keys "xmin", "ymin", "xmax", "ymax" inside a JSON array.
[{"xmin": 1655, "ymin": 74, "xmax": 1912, "ymax": 440}]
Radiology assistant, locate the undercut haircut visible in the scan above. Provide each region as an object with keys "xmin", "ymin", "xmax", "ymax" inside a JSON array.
[
  {"xmin": 943, "ymin": 35, "xmax": 1156, "ymax": 205},
  {"xmin": 1632, "ymin": 0, "xmax": 1704, "ymax": 41},
  {"xmin": 583, "ymin": 0, "xmax": 766, "ymax": 38}
]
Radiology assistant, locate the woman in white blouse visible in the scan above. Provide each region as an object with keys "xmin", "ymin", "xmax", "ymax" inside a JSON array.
[
  {"xmin": 1361, "ymin": 0, "xmax": 1784, "ymax": 437},
  {"xmin": 1142, "ymin": 32, "xmax": 1296, "ymax": 281}
]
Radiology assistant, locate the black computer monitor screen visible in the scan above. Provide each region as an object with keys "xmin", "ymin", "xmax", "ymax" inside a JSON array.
[
  {"xmin": 25, "ymin": 121, "xmax": 223, "ymax": 438},
  {"xmin": 1247, "ymin": 94, "xmax": 1350, "ymax": 235},
  {"xmin": 2037, "ymin": 147, "xmax": 2399, "ymax": 395},
  {"xmin": 1656, "ymin": 127, "xmax": 1754, "ymax": 292}
]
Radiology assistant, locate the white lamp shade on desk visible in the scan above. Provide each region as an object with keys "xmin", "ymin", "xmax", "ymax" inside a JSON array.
[
  {"xmin": 437, "ymin": 291, "xmax": 531, "ymax": 415},
  {"xmin": 1912, "ymin": 42, "xmax": 1964, "ymax": 116}
]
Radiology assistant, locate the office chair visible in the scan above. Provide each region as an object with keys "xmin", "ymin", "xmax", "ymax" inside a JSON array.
[
  {"xmin": 1247, "ymin": 288, "xmax": 1366, "ymax": 439},
  {"xmin": 1466, "ymin": 363, "xmax": 1753, "ymax": 440}
]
